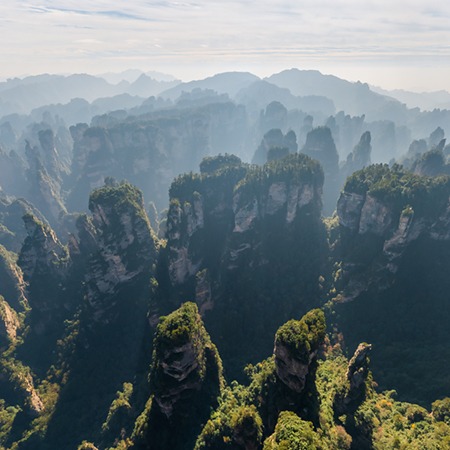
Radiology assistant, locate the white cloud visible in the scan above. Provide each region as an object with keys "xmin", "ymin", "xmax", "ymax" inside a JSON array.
[{"xmin": 1, "ymin": 0, "xmax": 450, "ymax": 90}]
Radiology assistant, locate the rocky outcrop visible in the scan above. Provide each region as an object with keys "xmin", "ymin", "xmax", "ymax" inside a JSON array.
[
  {"xmin": 341, "ymin": 131, "xmax": 371, "ymax": 179},
  {"xmin": 0, "ymin": 195, "xmax": 47, "ymax": 253},
  {"xmin": 337, "ymin": 165, "xmax": 450, "ymax": 301},
  {"xmin": 0, "ymin": 245, "xmax": 28, "ymax": 312},
  {"xmin": 25, "ymin": 141, "xmax": 66, "ymax": 226},
  {"xmin": 252, "ymin": 128, "xmax": 297, "ymax": 165},
  {"xmin": 17, "ymin": 214, "xmax": 68, "ymax": 331},
  {"xmin": 274, "ymin": 339, "xmax": 316, "ymax": 394},
  {"xmin": 274, "ymin": 309, "xmax": 326, "ymax": 394},
  {"xmin": 334, "ymin": 343, "xmax": 372, "ymax": 415},
  {"xmin": 167, "ymin": 196, "xmax": 204, "ymax": 285},
  {"xmin": 136, "ymin": 303, "xmax": 223, "ymax": 450},
  {"xmin": 68, "ymin": 103, "xmax": 244, "ymax": 212},
  {"xmin": 151, "ymin": 302, "xmax": 223, "ymax": 419},
  {"xmin": 302, "ymin": 126, "xmax": 339, "ymax": 214},
  {"xmin": 18, "ymin": 214, "xmax": 68, "ymax": 283},
  {"xmin": 0, "ymin": 297, "xmax": 20, "ymax": 346},
  {"xmin": 73, "ymin": 183, "xmax": 157, "ymax": 322},
  {"xmin": 162, "ymin": 154, "xmax": 327, "ymax": 381}
]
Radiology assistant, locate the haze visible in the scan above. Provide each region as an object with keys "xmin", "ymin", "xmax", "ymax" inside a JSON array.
[{"xmin": 2, "ymin": 0, "xmax": 450, "ymax": 92}]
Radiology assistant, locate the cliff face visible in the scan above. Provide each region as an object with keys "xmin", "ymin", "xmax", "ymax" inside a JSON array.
[
  {"xmin": 25, "ymin": 140, "xmax": 67, "ymax": 227},
  {"xmin": 337, "ymin": 164, "xmax": 450, "ymax": 301},
  {"xmin": 274, "ymin": 309, "xmax": 326, "ymax": 396},
  {"xmin": 17, "ymin": 214, "xmax": 68, "ymax": 332},
  {"xmin": 0, "ymin": 296, "xmax": 20, "ymax": 347},
  {"xmin": 71, "ymin": 182, "xmax": 158, "ymax": 323},
  {"xmin": 135, "ymin": 302, "xmax": 223, "ymax": 450},
  {"xmin": 301, "ymin": 126, "xmax": 339, "ymax": 214},
  {"xmin": 335, "ymin": 164, "xmax": 450, "ymax": 404},
  {"xmin": 67, "ymin": 103, "xmax": 247, "ymax": 213},
  {"xmin": 161, "ymin": 154, "xmax": 328, "ymax": 380}
]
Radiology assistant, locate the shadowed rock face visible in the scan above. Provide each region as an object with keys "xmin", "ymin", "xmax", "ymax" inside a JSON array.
[
  {"xmin": 135, "ymin": 303, "xmax": 223, "ymax": 450},
  {"xmin": 334, "ymin": 343, "xmax": 372, "ymax": 416},
  {"xmin": 0, "ymin": 297, "xmax": 20, "ymax": 347},
  {"xmin": 72, "ymin": 183, "xmax": 158, "ymax": 323},
  {"xmin": 337, "ymin": 164, "xmax": 450, "ymax": 301},
  {"xmin": 347, "ymin": 343, "xmax": 372, "ymax": 394},
  {"xmin": 151, "ymin": 303, "xmax": 222, "ymax": 419},
  {"xmin": 274, "ymin": 339, "xmax": 315, "ymax": 393},
  {"xmin": 19, "ymin": 214, "xmax": 67, "ymax": 282},
  {"xmin": 17, "ymin": 214, "xmax": 68, "ymax": 333},
  {"xmin": 274, "ymin": 309, "xmax": 326, "ymax": 394}
]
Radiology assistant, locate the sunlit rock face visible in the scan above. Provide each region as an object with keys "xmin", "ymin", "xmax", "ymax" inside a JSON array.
[
  {"xmin": 337, "ymin": 164, "xmax": 450, "ymax": 301},
  {"xmin": 0, "ymin": 297, "xmax": 20, "ymax": 347},
  {"xmin": 136, "ymin": 303, "xmax": 223, "ymax": 450},
  {"xmin": 72, "ymin": 183, "xmax": 158, "ymax": 323},
  {"xmin": 274, "ymin": 339, "xmax": 316, "ymax": 394},
  {"xmin": 274, "ymin": 309, "xmax": 326, "ymax": 394},
  {"xmin": 161, "ymin": 154, "xmax": 327, "ymax": 380},
  {"xmin": 151, "ymin": 302, "xmax": 223, "ymax": 417}
]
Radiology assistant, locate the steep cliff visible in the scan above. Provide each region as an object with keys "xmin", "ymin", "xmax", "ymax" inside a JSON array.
[
  {"xmin": 18, "ymin": 213, "xmax": 69, "ymax": 333},
  {"xmin": 335, "ymin": 164, "xmax": 450, "ymax": 404},
  {"xmin": 35, "ymin": 182, "xmax": 159, "ymax": 449},
  {"xmin": 134, "ymin": 302, "xmax": 223, "ymax": 450},
  {"xmin": 194, "ymin": 309, "xmax": 325, "ymax": 450},
  {"xmin": 76, "ymin": 182, "xmax": 158, "ymax": 323},
  {"xmin": 67, "ymin": 102, "xmax": 247, "ymax": 212},
  {"xmin": 301, "ymin": 126, "xmax": 340, "ymax": 214},
  {"xmin": 160, "ymin": 154, "xmax": 328, "ymax": 379}
]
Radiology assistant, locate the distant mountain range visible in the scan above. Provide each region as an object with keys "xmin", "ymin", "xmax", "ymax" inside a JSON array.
[{"xmin": 2, "ymin": 68, "xmax": 450, "ymax": 122}]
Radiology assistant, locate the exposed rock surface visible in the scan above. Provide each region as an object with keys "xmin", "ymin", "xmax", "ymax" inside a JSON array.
[
  {"xmin": 18, "ymin": 213, "xmax": 68, "ymax": 283},
  {"xmin": 334, "ymin": 343, "xmax": 372, "ymax": 415},
  {"xmin": 0, "ymin": 245, "xmax": 28, "ymax": 311},
  {"xmin": 151, "ymin": 303, "xmax": 222, "ymax": 419},
  {"xmin": 69, "ymin": 183, "xmax": 158, "ymax": 323},
  {"xmin": 274, "ymin": 340, "xmax": 315, "ymax": 394},
  {"xmin": 136, "ymin": 303, "xmax": 223, "ymax": 450},
  {"xmin": 337, "ymin": 165, "xmax": 450, "ymax": 301},
  {"xmin": 162, "ymin": 154, "xmax": 327, "ymax": 380},
  {"xmin": 274, "ymin": 309, "xmax": 326, "ymax": 394},
  {"xmin": 0, "ymin": 297, "xmax": 20, "ymax": 345}
]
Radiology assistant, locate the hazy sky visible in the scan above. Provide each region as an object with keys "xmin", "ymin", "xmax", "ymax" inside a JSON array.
[{"xmin": 2, "ymin": 0, "xmax": 450, "ymax": 91}]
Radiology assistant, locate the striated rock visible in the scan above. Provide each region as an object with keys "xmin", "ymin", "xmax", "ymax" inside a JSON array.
[
  {"xmin": 162, "ymin": 154, "xmax": 327, "ymax": 381},
  {"xmin": 76, "ymin": 183, "xmax": 157, "ymax": 322},
  {"xmin": 347, "ymin": 343, "xmax": 372, "ymax": 393},
  {"xmin": 17, "ymin": 214, "xmax": 69, "ymax": 331},
  {"xmin": 0, "ymin": 297, "xmax": 20, "ymax": 345},
  {"xmin": 233, "ymin": 198, "xmax": 259, "ymax": 233},
  {"xmin": 274, "ymin": 340, "xmax": 315, "ymax": 393},
  {"xmin": 274, "ymin": 309, "xmax": 326, "ymax": 393},
  {"xmin": 0, "ymin": 245, "xmax": 28, "ymax": 311},
  {"xmin": 359, "ymin": 194, "xmax": 393, "ymax": 236},
  {"xmin": 334, "ymin": 343, "xmax": 372, "ymax": 415},
  {"xmin": 265, "ymin": 182, "xmax": 287, "ymax": 216},
  {"xmin": 136, "ymin": 303, "xmax": 223, "ymax": 450},
  {"xmin": 337, "ymin": 165, "xmax": 450, "ymax": 301},
  {"xmin": 18, "ymin": 214, "xmax": 68, "ymax": 282},
  {"xmin": 195, "ymin": 269, "xmax": 213, "ymax": 315},
  {"xmin": 151, "ymin": 302, "xmax": 223, "ymax": 419},
  {"xmin": 0, "ymin": 195, "xmax": 47, "ymax": 253},
  {"xmin": 25, "ymin": 141, "xmax": 66, "ymax": 226},
  {"xmin": 337, "ymin": 192, "xmax": 365, "ymax": 233}
]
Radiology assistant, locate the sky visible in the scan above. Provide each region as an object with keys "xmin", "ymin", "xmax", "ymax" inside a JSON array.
[{"xmin": 2, "ymin": 0, "xmax": 450, "ymax": 91}]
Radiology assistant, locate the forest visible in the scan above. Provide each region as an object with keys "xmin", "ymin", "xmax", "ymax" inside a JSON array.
[{"xmin": 0, "ymin": 69, "xmax": 449, "ymax": 450}]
